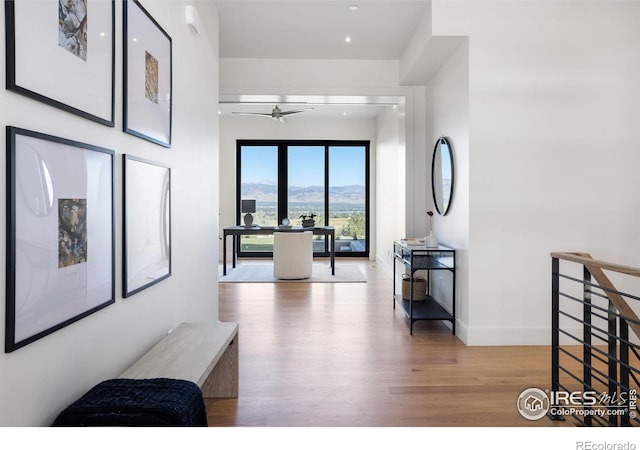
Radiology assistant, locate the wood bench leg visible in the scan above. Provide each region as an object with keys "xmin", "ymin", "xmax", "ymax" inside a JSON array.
[{"xmin": 201, "ymin": 334, "xmax": 238, "ymax": 398}]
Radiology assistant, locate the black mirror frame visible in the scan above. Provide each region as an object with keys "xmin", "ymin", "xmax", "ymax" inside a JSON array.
[{"xmin": 431, "ymin": 137, "xmax": 454, "ymax": 216}]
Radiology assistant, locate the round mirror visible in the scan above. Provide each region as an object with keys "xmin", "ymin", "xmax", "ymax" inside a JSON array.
[{"xmin": 431, "ymin": 137, "xmax": 454, "ymax": 215}]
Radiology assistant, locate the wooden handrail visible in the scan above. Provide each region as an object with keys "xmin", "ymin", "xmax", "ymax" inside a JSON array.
[
  {"xmin": 552, "ymin": 251, "xmax": 640, "ymax": 339},
  {"xmin": 551, "ymin": 252, "xmax": 640, "ymax": 277}
]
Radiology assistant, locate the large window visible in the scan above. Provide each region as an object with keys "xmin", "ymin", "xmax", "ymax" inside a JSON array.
[{"xmin": 237, "ymin": 140, "xmax": 369, "ymax": 257}]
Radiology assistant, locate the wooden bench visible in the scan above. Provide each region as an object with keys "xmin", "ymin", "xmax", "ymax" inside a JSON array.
[{"xmin": 119, "ymin": 321, "xmax": 239, "ymax": 399}]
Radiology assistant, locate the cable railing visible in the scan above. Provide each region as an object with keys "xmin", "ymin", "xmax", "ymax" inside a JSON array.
[{"xmin": 551, "ymin": 252, "xmax": 640, "ymax": 426}]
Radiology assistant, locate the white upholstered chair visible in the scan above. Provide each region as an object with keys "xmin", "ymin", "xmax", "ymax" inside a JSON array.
[{"xmin": 273, "ymin": 231, "xmax": 313, "ymax": 280}]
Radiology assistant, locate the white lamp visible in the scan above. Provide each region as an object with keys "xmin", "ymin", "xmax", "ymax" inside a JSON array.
[{"xmin": 241, "ymin": 200, "xmax": 256, "ymax": 227}]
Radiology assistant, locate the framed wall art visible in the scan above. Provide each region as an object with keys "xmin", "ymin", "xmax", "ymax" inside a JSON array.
[
  {"xmin": 5, "ymin": 126, "xmax": 115, "ymax": 353},
  {"xmin": 123, "ymin": 0, "xmax": 172, "ymax": 147},
  {"xmin": 5, "ymin": 0, "xmax": 115, "ymax": 126},
  {"xmin": 123, "ymin": 155, "xmax": 171, "ymax": 297}
]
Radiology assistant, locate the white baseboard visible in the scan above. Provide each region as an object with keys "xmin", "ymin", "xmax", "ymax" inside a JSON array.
[
  {"xmin": 460, "ymin": 325, "xmax": 583, "ymax": 346},
  {"xmin": 375, "ymin": 254, "xmax": 393, "ymax": 277}
]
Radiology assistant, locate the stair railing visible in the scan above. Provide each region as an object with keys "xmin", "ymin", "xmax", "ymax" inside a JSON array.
[{"xmin": 551, "ymin": 252, "xmax": 640, "ymax": 426}]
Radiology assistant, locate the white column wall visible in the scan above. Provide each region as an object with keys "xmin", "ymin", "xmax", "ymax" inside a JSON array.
[
  {"xmin": 375, "ymin": 107, "xmax": 407, "ymax": 273},
  {"xmin": 425, "ymin": 41, "xmax": 470, "ymax": 341}
]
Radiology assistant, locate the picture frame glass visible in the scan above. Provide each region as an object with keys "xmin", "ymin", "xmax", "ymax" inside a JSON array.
[
  {"xmin": 123, "ymin": 155, "xmax": 171, "ymax": 297},
  {"xmin": 6, "ymin": 127, "xmax": 115, "ymax": 352}
]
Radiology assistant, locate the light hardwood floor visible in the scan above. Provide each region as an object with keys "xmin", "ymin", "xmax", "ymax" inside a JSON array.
[{"xmin": 209, "ymin": 259, "xmax": 574, "ymax": 427}]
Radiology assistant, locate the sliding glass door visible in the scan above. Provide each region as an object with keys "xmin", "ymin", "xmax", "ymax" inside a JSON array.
[{"xmin": 237, "ymin": 140, "xmax": 369, "ymax": 257}]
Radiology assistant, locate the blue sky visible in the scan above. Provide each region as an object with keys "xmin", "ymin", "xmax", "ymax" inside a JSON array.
[{"xmin": 241, "ymin": 145, "xmax": 366, "ymax": 187}]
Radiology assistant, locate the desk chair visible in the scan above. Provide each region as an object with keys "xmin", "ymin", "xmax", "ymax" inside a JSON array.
[{"xmin": 273, "ymin": 231, "xmax": 313, "ymax": 279}]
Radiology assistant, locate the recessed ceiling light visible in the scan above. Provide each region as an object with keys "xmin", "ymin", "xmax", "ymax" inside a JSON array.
[
  {"xmin": 348, "ymin": 5, "xmax": 359, "ymax": 11},
  {"xmin": 345, "ymin": 36, "xmax": 352, "ymax": 43},
  {"xmin": 343, "ymin": 112, "xmax": 347, "ymax": 116}
]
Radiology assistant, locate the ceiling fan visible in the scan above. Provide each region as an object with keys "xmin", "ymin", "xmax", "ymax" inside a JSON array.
[{"xmin": 231, "ymin": 105, "xmax": 314, "ymax": 123}]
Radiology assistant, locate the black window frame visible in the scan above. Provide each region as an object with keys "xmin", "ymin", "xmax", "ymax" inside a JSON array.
[{"xmin": 236, "ymin": 139, "xmax": 370, "ymax": 258}]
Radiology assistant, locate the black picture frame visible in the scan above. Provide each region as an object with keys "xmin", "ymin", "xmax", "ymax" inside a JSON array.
[
  {"xmin": 5, "ymin": 0, "xmax": 115, "ymax": 127},
  {"xmin": 123, "ymin": 0, "xmax": 173, "ymax": 147},
  {"xmin": 5, "ymin": 126, "xmax": 115, "ymax": 353},
  {"xmin": 123, "ymin": 154, "xmax": 171, "ymax": 297}
]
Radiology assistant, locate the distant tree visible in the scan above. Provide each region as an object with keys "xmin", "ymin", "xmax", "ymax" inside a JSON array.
[{"xmin": 344, "ymin": 212, "xmax": 365, "ymax": 239}]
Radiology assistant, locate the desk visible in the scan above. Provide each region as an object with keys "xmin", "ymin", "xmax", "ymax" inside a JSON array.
[{"xmin": 222, "ymin": 226, "xmax": 335, "ymax": 276}]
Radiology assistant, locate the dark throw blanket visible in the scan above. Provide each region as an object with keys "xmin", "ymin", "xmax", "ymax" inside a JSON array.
[{"xmin": 52, "ymin": 378, "xmax": 208, "ymax": 427}]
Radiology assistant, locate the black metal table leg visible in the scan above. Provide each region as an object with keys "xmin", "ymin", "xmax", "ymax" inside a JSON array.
[{"xmin": 223, "ymin": 231, "xmax": 227, "ymax": 276}]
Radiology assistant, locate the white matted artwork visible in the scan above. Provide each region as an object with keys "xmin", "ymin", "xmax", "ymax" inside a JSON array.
[
  {"xmin": 5, "ymin": 126, "xmax": 115, "ymax": 352},
  {"xmin": 123, "ymin": 155, "xmax": 171, "ymax": 297},
  {"xmin": 123, "ymin": 0, "xmax": 172, "ymax": 147},
  {"xmin": 5, "ymin": 0, "xmax": 115, "ymax": 126}
]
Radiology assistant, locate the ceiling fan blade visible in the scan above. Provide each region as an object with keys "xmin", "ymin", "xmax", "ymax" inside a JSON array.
[
  {"xmin": 231, "ymin": 112, "xmax": 273, "ymax": 116},
  {"xmin": 231, "ymin": 105, "xmax": 312, "ymax": 122},
  {"xmin": 279, "ymin": 107, "xmax": 314, "ymax": 116}
]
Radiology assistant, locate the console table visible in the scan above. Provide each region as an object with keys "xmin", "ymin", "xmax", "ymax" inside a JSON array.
[
  {"xmin": 222, "ymin": 226, "xmax": 335, "ymax": 276},
  {"xmin": 393, "ymin": 240, "xmax": 456, "ymax": 335}
]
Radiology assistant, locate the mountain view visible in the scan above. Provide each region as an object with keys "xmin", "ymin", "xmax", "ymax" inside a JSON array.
[
  {"xmin": 241, "ymin": 183, "xmax": 365, "ymax": 206},
  {"xmin": 241, "ymin": 182, "xmax": 366, "ymax": 240}
]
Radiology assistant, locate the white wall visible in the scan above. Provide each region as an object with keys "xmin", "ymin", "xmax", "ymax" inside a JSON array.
[
  {"xmin": 405, "ymin": 87, "xmax": 428, "ymax": 240},
  {"xmin": 429, "ymin": 0, "xmax": 640, "ymax": 344},
  {"xmin": 375, "ymin": 106, "xmax": 406, "ymax": 273},
  {"xmin": 425, "ymin": 40, "xmax": 470, "ymax": 340},
  {"xmin": 220, "ymin": 58, "xmax": 401, "ymax": 95},
  {"xmin": 0, "ymin": 0, "xmax": 220, "ymax": 426},
  {"xmin": 218, "ymin": 114, "xmax": 379, "ymax": 260}
]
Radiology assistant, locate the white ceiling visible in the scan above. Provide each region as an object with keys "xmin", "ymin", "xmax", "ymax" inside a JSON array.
[
  {"xmin": 214, "ymin": 0, "xmax": 427, "ymax": 119},
  {"xmin": 214, "ymin": 0, "xmax": 429, "ymax": 60}
]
